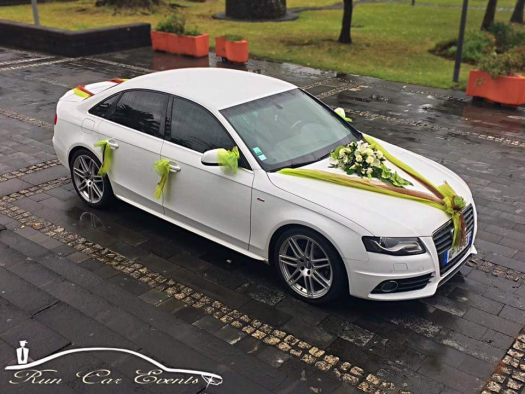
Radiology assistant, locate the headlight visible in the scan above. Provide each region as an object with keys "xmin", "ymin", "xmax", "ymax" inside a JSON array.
[{"xmin": 362, "ymin": 237, "xmax": 426, "ymax": 256}]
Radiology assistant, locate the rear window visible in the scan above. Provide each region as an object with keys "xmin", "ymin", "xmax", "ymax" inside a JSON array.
[{"xmin": 88, "ymin": 94, "xmax": 120, "ymax": 119}]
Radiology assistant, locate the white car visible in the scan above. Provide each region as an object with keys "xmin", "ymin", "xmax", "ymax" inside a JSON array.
[{"xmin": 53, "ymin": 69, "xmax": 477, "ymax": 304}]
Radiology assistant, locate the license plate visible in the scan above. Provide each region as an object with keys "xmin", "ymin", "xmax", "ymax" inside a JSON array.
[{"xmin": 443, "ymin": 232, "xmax": 472, "ymax": 266}]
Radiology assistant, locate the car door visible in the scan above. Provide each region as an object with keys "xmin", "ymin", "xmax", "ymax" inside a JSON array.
[
  {"xmin": 160, "ymin": 96, "xmax": 254, "ymax": 250},
  {"xmin": 96, "ymin": 89, "xmax": 169, "ymax": 214}
]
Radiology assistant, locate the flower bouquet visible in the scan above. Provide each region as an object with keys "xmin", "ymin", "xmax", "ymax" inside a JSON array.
[{"xmin": 330, "ymin": 141, "xmax": 413, "ymax": 188}]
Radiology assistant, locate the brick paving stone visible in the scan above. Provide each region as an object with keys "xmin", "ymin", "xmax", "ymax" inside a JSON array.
[
  {"xmin": 406, "ymin": 333, "xmax": 467, "ymax": 368},
  {"xmin": 107, "ymin": 273, "xmax": 151, "ymax": 296},
  {"xmin": 194, "ymin": 315, "xmax": 226, "ymax": 334},
  {"xmin": 0, "ymin": 267, "xmax": 57, "ymax": 315},
  {"xmin": 137, "ymin": 253, "xmax": 180, "ymax": 276},
  {"xmin": 442, "ymin": 331, "xmax": 506, "ymax": 364},
  {"xmin": 447, "ymin": 287, "xmax": 505, "ymax": 315},
  {"xmin": 156, "ymin": 297, "xmax": 186, "ymax": 314},
  {"xmin": 215, "ymin": 325, "xmax": 247, "ymax": 345},
  {"xmin": 1, "ymin": 318, "xmax": 70, "ymax": 360},
  {"xmin": 419, "ymin": 358, "xmax": 485, "ymax": 394},
  {"xmin": 483, "ymin": 287, "xmax": 525, "ymax": 310},
  {"xmin": 427, "ymin": 309, "xmax": 488, "ymax": 340},
  {"xmin": 138, "ymin": 288, "xmax": 170, "ymax": 305},
  {"xmin": 499, "ymin": 305, "xmax": 525, "ymax": 324},
  {"xmin": 240, "ymin": 299, "xmax": 293, "ymax": 328},
  {"xmin": 275, "ymin": 296, "xmax": 329, "ymax": 326},
  {"xmin": 458, "ymin": 354, "xmax": 498, "ymax": 381},
  {"xmin": 169, "ymin": 251, "xmax": 211, "ymax": 273},
  {"xmin": 168, "ymin": 266, "xmax": 250, "ymax": 309},
  {"xmin": 480, "ymin": 329, "xmax": 516, "ymax": 351},
  {"xmin": 257, "ymin": 345, "xmax": 291, "ymax": 368},
  {"xmin": 463, "ymin": 308, "xmax": 522, "ymax": 337}
]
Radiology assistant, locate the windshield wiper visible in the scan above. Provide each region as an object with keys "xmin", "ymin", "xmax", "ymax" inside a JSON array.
[{"xmin": 287, "ymin": 154, "xmax": 329, "ymax": 169}]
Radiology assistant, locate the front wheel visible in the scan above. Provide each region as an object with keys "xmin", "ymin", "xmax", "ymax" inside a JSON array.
[
  {"xmin": 70, "ymin": 149, "xmax": 114, "ymax": 209},
  {"xmin": 273, "ymin": 228, "xmax": 347, "ymax": 304}
]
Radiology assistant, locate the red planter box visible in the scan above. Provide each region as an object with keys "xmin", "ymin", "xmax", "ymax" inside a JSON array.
[
  {"xmin": 215, "ymin": 37, "xmax": 249, "ymax": 64},
  {"xmin": 151, "ymin": 31, "xmax": 209, "ymax": 58},
  {"xmin": 466, "ymin": 70, "xmax": 525, "ymax": 106}
]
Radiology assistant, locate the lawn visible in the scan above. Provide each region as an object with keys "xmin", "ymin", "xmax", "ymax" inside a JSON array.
[{"xmin": 0, "ymin": 0, "xmax": 517, "ymax": 89}]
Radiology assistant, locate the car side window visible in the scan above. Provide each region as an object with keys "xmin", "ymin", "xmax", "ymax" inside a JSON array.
[
  {"xmin": 109, "ymin": 90, "xmax": 168, "ymax": 138},
  {"xmin": 88, "ymin": 94, "xmax": 119, "ymax": 119},
  {"xmin": 169, "ymin": 97, "xmax": 234, "ymax": 153}
]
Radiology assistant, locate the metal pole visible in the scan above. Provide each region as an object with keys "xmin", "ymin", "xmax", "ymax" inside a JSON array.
[
  {"xmin": 453, "ymin": 0, "xmax": 469, "ymax": 83},
  {"xmin": 31, "ymin": 0, "xmax": 40, "ymax": 26}
]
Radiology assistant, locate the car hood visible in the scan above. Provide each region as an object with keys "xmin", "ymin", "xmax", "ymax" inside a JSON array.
[{"xmin": 268, "ymin": 137, "xmax": 473, "ymax": 237}]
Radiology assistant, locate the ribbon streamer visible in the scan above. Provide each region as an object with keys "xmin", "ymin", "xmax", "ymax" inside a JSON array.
[
  {"xmin": 94, "ymin": 140, "xmax": 113, "ymax": 177},
  {"xmin": 335, "ymin": 107, "xmax": 352, "ymax": 122},
  {"xmin": 280, "ymin": 136, "xmax": 467, "ymax": 248},
  {"xmin": 154, "ymin": 159, "xmax": 171, "ymax": 199},
  {"xmin": 217, "ymin": 147, "xmax": 240, "ymax": 174}
]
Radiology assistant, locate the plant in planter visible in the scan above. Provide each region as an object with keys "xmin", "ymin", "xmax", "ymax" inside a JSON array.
[
  {"xmin": 215, "ymin": 34, "xmax": 249, "ymax": 63},
  {"xmin": 466, "ymin": 47, "xmax": 525, "ymax": 106},
  {"xmin": 151, "ymin": 12, "xmax": 209, "ymax": 58}
]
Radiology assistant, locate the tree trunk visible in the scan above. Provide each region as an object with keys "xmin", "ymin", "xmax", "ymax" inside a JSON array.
[
  {"xmin": 481, "ymin": 0, "xmax": 498, "ymax": 30},
  {"xmin": 225, "ymin": 0, "xmax": 287, "ymax": 20},
  {"xmin": 510, "ymin": 0, "xmax": 525, "ymax": 23},
  {"xmin": 338, "ymin": 0, "xmax": 353, "ymax": 44}
]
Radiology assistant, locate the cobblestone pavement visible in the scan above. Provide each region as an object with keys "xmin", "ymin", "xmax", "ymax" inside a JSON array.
[{"xmin": 0, "ymin": 46, "xmax": 525, "ymax": 394}]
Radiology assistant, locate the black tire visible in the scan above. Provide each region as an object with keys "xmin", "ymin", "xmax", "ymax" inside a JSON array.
[
  {"xmin": 272, "ymin": 227, "xmax": 348, "ymax": 304},
  {"xmin": 69, "ymin": 148, "xmax": 114, "ymax": 209}
]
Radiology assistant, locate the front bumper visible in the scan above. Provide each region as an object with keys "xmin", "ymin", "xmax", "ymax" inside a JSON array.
[{"xmin": 346, "ymin": 237, "xmax": 477, "ymax": 301}]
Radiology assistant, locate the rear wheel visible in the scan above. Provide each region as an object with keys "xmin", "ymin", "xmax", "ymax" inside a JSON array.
[
  {"xmin": 70, "ymin": 149, "xmax": 114, "ymax": 209},
  {"xmin": 273, "ymin": 228, "xmax": 347, "ymax": 304}
]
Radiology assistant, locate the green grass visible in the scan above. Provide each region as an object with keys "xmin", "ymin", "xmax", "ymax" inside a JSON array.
[{"xmin": 0, "ymin": 0, "xmax": 516, "ymax": 89}]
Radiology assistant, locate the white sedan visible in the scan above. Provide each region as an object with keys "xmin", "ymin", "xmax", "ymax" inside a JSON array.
[{"xmin": 53, "ymin": 69, "xmax": 477, "ymax": 304}]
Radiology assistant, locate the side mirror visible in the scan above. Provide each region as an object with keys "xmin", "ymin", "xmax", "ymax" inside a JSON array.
[{"xmin": 201, "ymin": 149, "xmax": 221, "ymax": 166}]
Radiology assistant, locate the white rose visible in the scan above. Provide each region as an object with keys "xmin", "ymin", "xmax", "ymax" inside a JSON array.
[
  {"xmin": 356, "ymin": 155, "xmax": 363, "ymax": 162},
  {"xmin": 361, "ymin": 169, "xmax": 366, "ymax": 174},
  {"xmin": 339, "ymin": 149, "xmax": 346, "ymax": 158},
  {"xmin": 367, "ymin": 168, "xmax": 373, "ymax": 175},
  {"xmin": 376, "ymin": 151, "xmax": 384, "ymax": 159},
  {"xmin": 365, "ymin": 148, "xmax": 374, "ymax": 156},
  {"xmin": 366, "ymin": 156, "xmax": 374, "ymax": 164}
]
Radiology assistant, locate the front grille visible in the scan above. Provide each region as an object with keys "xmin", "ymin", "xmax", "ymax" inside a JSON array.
[
  {"xmin": 433, "ymin": 204, "xmax": 475, "ymax": 275},
  {"xmin": 371, "ymin": 273, "xmax": 433, "ymax": 294}
]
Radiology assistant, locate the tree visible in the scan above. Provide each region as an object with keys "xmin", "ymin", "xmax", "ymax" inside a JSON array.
[
  {"xmin": 481, "ymin": 0, "xmax": 498, "ymax": 30},
  {"xmin": 339, "ymin": 0, "xmax": 353, "ymax": 44},
  {"xmin": 510, "ymin": 0, "xmax": 525, "ymax": 23}
]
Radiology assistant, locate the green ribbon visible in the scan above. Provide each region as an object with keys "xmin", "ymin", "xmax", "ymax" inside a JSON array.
[
  {"xmin": 154, "ymin": 159, "xmax": 170, "ymax": 199},
  {"xmin": 335, "ymin": 107, "xmax": 352, "ymax": 122},
  {"xmin": 279, "ymin": 135, "xmax": 468, "ymax": 248},
  {"xmin": 94, "ymin": 140, "xmax": 113, "ymax": 177},
  {"xmin": 217, "ymin": 146, "xmax": 240, "ymax": 174}
]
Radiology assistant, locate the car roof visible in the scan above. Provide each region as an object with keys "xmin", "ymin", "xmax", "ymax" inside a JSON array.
[{"xmin": 125, "ymin": 68, "xmax": 297, "ymax": 111}]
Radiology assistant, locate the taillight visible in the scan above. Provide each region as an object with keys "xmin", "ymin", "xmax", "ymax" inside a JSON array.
[{"xmin": 54, "ymin": 114, "xmax": 57, "ymax": 125}]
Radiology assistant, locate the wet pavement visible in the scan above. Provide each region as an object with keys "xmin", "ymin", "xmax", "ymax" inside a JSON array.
[{"xmin": 0, "ymin": 45, "xmax": 525, "ymax": 394}]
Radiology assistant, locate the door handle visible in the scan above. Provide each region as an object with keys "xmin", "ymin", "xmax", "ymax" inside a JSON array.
[
  {"xmin": 169, "ymin": 164, "xmax": 181, "ymax": 173},
  {"xmin": 107, "ymin": 140, "xmax": 119, "ymax": 150}
]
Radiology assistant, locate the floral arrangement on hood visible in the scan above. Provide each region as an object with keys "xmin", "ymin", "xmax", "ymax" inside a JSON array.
[{"xmin": 330, "ymin": 140, "xmax": 413, "ymax": 188}]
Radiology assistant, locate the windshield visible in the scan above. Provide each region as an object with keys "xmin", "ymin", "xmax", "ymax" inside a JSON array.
[{"xmin": 221, "ymin": 89, "xmax": 359, "ymax": 171}]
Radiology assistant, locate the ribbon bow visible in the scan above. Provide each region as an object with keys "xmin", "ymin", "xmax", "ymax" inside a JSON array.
[
  {"xmin": 154, "ymin": 159, "xmax": 171, "ymax": 199},
  {"xmin": 217, "ymin": 147, "xmax": 240, "ymax": 174},
  {"xmin": 335, "ymin": 107, "xmax": 352, "ymax": 122},
  {"xmin": 94, "ymin": 140, "xmax": 113, "ymax": 177}
]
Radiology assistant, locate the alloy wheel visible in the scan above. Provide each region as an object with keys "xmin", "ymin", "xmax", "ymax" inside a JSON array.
[
  {"xmin": 72, "ymin": 154, "xmax": 105, "ymax": 204},
  {"xmin": 278, "ymin": 235, "xmax": 333, "ymax": 299}
]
